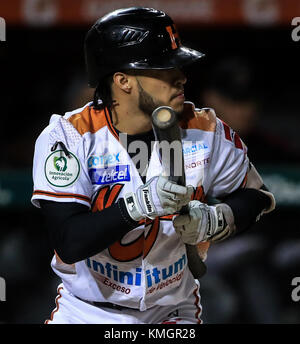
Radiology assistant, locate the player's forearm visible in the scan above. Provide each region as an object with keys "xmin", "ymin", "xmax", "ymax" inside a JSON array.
[
  {"xmin": 40, "ymin": 199, "xmax": 139, "ymax": 264},
  {"xmin": 216, "ymin": 162, "xmax": 275, "ymax": 239},
  {"xmin": 225, "ymin": 163, "xmax": 275, "ymax": 233},
  {"xmin": 221, "ymin": 186, "xmax": 273, "ymax": 234},
  {"xmin": 173, "ymin": 186, "xmax": 275, "ymax": 245},
  {"xmin": 173, "ymin": 161, "xmax": 276, "ymax": 244},
  {"xmin": 212, "ymin": 164, "xmax": 275, "ymax": 240}
]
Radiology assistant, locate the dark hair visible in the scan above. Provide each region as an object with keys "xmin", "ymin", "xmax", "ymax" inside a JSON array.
[{"xmin": 93, "ymin": 74, "xmax": 114, "ymax": 110}]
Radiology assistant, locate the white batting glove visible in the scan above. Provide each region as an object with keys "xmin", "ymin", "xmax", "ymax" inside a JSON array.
[
  {"xmin": 124, "ymin": 176, "xmax": 193, "ymax": 221},
  {"xmin": 173, "ymin": 200, "xmax": 234, "ymax": 244}
]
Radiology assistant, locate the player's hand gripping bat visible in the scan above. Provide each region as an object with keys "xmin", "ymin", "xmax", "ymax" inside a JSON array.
[{"xmin": 151, "ymin": 106, "xmax": 207, "ymax": 279}]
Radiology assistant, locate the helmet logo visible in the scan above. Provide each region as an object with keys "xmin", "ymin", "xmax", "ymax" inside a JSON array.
[
  {"xmin": 166, "ymin": 25, "xmax": 181, "ymax": 50},
  {"xmin": 118, "ymin": 27, "xmax": 149, "ymax": 47}
]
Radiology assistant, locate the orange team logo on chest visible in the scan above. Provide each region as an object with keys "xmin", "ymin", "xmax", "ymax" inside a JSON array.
[
  {"xmin": 92, "ymin": 184, "xmax": 160, "ymax": 262},
  {"xmin": 92, "ymin": 184, "xmax": 205, "ymax": 262}
]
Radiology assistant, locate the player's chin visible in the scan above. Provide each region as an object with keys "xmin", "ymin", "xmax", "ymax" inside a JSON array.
[{"xmin": 170, "ymin": 99, "xmax": 185, "ymax": 113}]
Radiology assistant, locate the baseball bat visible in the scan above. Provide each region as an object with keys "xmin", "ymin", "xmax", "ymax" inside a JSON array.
[{"xmin": 151, "ymin": 106, "xmax": 207, "ymax": 279}]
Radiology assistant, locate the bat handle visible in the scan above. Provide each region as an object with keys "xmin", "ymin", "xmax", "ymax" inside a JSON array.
[{"xmin": 178, "ymin": 194, "xmax": 207, "ymax": 279}]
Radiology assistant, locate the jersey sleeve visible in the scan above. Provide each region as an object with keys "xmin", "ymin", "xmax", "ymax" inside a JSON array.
[
  {"xmin": 31, "ymin": 115, "xmax": 93, "ymax": 208},
  {"xmin": 206, "ymin": 118, "xmax": 249, "ymax": 199}
]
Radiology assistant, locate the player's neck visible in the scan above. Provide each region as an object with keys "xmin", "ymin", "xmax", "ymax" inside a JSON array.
[{"xmin": 111, "ymin": 102, "xmax": 152, "ymax": 135}]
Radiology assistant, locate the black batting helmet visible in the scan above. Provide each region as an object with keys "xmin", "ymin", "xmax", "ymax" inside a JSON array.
[{"xmin": 85, "ymin": 7, "xmax": 205, "ymax": 88}]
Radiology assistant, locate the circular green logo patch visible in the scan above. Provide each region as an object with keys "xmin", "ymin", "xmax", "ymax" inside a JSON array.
[{"xmin": 45, "ymin": 150, "xmax": 80, "ymax": 187}]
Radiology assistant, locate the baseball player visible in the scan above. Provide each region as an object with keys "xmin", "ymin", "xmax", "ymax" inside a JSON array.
[{"xmin": 31, "ymin": 7, "xmax": 275, "ymax": 324}]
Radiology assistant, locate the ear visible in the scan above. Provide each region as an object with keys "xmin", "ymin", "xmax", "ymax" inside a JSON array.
[{"xmin": 113, "ymin": 72, "xmax": 132, "ymax": 93}]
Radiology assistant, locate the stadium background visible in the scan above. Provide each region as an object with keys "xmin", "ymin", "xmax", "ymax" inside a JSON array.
[{"xmin": 0, "ymin": 0, "xmax": 299, "ymax": 324}]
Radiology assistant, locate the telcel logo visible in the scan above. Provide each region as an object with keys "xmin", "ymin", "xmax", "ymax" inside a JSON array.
[
  {"xmin": 0, "ymin": 277, "xmax": 6, "ymax": 301},
  {"xmin": 89, "ymin": 165, "xmax": 130, "ymax": 185},
  {"xmin": 0, "ymin": 17, "xmax": 5, "ymax": 41}
]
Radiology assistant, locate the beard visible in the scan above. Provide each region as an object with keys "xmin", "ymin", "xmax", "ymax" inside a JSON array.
[
  {"xmin": 136, "ymin": 79, "xmax": 182, "ymax": 117},
  {"xmin": 137, "ymin": 79, "xmax": 163, "ymax": 116}
]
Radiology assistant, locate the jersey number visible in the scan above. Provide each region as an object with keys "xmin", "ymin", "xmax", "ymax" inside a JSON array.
[{"xmin": 92, "ymin": 184, "xmax": 160, "ymax": 262}]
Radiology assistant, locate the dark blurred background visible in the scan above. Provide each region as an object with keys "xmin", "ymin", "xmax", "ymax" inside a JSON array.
[{"xmin": 0, "ymin": 0, "xmax": 300, "ymax": 324}]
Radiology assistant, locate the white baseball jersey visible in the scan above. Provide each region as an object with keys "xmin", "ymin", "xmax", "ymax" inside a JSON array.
[{"xmin": 32, "ymin": 101, "xmax": 248, "ymax": 312}]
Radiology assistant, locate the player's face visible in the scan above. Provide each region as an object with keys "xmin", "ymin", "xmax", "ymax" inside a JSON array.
[{"xmin": 133, "ymin": 68, "xmax": 187, "ymax": 116}]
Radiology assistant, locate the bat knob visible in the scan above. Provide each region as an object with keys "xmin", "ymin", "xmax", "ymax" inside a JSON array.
[
  {"xmin": 152, "ymin": 106, "xmax": 177, "ymax": 129},
  {"xmin": 156, "ymin": 108, "xmax": 172, "ymax": 122}
]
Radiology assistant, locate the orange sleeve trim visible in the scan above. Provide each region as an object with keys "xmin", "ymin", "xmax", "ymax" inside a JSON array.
[
  {"xmin": 67, "ymin": 105, "xmax": 107, "ymax": 136},
  {"xmin": 33, "ymin": 190, "xmax": 91, "ymax": 203},
  {"xmin": 179, "ymin": 103, "xmax": 216, "ymax": 132},
  {"xmin": 181, "ymin": 114, "xmax": 216, "ymax": 132},
  {"xmin": 67, "ymin": 105, "xmax": 120, "ymax": 141}
]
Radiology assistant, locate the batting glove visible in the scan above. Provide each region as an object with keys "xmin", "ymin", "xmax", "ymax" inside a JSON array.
[
  {"xmin": 124, "ymin": 176, "xmax": 194, "ymax": 221},
  {"xmin": 173, "ymin": 200, "xmax": 235, "ymax": 244}
]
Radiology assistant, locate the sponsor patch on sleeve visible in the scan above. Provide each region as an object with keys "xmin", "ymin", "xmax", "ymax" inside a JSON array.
[{"xmin": 44, "ymin": 150, "xmax": 81, "ymax": 187}]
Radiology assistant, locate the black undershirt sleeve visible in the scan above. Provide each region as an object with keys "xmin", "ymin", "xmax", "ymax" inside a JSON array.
[
  {"xmin": 222, "ymin": 187, "xmax": 272, "ymax": 234},
  {"xmin": 40, "ymin": 199, "xmax": 139, "ymax": 265}
]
